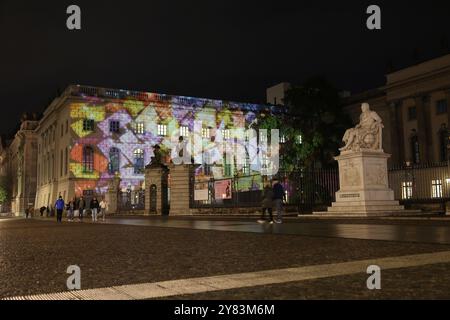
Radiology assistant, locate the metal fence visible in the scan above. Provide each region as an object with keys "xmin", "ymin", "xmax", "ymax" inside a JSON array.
[
  {"xmin": 118, "ymin": 189, "xmax": 145, "ymax": 211},
  {"xmin": 388, "ymin": 162, "xmax": 450, "ymax": 206},
  {"xmin": 190, "ymin": 168, "xmax": 340, "ymax": 213}
]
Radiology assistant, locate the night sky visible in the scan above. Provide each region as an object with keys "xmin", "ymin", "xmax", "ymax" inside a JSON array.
[{"xmin": 1, "ymin": 0, "xmax": 450, "ymax": 136}]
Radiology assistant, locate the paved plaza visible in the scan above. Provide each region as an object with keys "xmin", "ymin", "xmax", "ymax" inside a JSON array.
[{"xmin": 1, "ymin": 216, "xmax": 450, "ymax": 299}]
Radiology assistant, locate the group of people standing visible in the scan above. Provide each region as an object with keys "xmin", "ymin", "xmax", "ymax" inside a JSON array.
[
  {"xmin": 54, "ymin": 196, "xmax": 108, "ymax": 223},
  {"xmin": 258, "ymin": 178, "xmax": 286, "ymax": 224}
]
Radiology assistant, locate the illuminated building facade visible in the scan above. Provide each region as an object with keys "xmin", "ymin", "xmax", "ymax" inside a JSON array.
[{"xmin": 34, "ymin": 85, "xmax": 276, "ymax": 209}]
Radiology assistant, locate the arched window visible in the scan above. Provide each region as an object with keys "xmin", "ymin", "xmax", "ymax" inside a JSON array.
[
  {"xmin": 134, "ymin": 149, "xmax": 145, "ymax": 174},
  {"xmin": 83, "ymin": 146, "xmax": 94, "ymax": 173},
  {"xmin": 410, "ymin": 131, "xmax": 420, "ymax": 164},
  {"xmin": 109, "ymin": 147, "xmax": 121, "ymax": 174},
  {"xmin": 439, "ymin": 124, "xmax": 449, "ymax": 162}
]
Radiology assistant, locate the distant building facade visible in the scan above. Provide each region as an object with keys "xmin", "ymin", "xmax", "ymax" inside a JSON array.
[
  {"xmin": 8, "ymin": 119, "xmax": 39, "ymax": 214},
  {"xmin": 34, "ymin": 85, "xmax": 275, "ymax": 210},
  {"xmin": 269, "ymin": 53, "xmax": 450, "ymax": 166},
  {"xmin": 345, "ymin": 54, "xmax": 450, "ymax": 166}
]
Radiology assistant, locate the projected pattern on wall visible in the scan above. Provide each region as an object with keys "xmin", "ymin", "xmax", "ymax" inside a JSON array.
[{"xmin": 69, "ymin": 92, "xmax": 274, "ymax": 196}]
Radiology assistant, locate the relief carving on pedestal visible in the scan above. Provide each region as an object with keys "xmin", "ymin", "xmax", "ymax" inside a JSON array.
[
  {"xmin": 340, "ymin": 160, "xmax": 361, "ymax": 187},
  {"xmin": 365, "ymin": 164, "xmax": 387, "ymax": 186}
]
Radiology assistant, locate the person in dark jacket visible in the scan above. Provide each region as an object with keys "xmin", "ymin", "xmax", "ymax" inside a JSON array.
[
  {"xmin": 90, "ymin": 197, "xmax": 100, "ymax": 222},
  {"xmin": 55, "ymin": 196, "xmax": 65, "ymax": 223},
  {"xmin": 78, "ymin": 197, "xmax": 85, "ymax": 221},
  {"xmin": 272, "ymin": 178, "xmax": 285, "ymax": 224},
  {"xmin": 258, "ymin": 182, "xmax": 274, "ymax": 224}
]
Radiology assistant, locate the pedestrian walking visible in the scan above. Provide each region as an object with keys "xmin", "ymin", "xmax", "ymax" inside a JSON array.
[
  {"xmin": 78, "ymin": 197, "xmax": 85, "ymax": 221},
  {"xmin": 55, "ymin": 196, "xmax": 65, "ymax": 223},
  {"xmin": 90, "ymin": 197, "xmax": 100, "ymax": 222},
  {"xmin": 99, "ymin": 198, "xmax": 107, "ymax": 222},
  {"xmin": 67, "ymin": 197, "xmax": 75, "ymax": 222},
  {"xmin": 25, "ymin": 207, "xmax": 30, "ymax": 219},
  {"xmin": 40, "ymin": 206, "xmax": 46, "ymax": 217},
  {"xmin": 272, "ymin": 178, "xmax": 285, "ymax": 224},
  {"xmin": 258, "ymin": 182, "xmax": 274, "ymax": 224}
]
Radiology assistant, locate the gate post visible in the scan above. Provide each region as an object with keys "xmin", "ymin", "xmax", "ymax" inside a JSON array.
[
  {"xmin": 168, "ymin": 164, "xmax": 192, "ymax": 215},
  {"xmin": 105, "ymin": 174, "xmax": 121, "ymax": 215},
  {"xmin": 145, "ymin": 166, "xmax": 169, "ymax": 215}
]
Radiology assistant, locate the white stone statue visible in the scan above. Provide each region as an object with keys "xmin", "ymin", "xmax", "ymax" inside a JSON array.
[{"xmin": 340, "ymin": 103, "xmax": 384, "ymax": 153}]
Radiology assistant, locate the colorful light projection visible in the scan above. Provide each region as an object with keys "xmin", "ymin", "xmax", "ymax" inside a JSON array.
[{"xmin": 69, "ymin": 93, "xmax": 273, "ymax": 196}]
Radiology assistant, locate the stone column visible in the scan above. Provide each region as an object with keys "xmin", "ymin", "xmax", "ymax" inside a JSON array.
[
  {"xmin": 169, "ymin": 164, "xmax": 192, "ymax": 215},
  {"xmin": 415, "ymin": 95, "xmax": 431, "ymax": 163}
]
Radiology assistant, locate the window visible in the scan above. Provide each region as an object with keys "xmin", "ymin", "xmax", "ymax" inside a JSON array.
[
  {"xmin": 60, "ymin": 149, "xmax": 63, "ymax": 177},
  {"xmin": 83, "ymin": 146, "xmax": 94, "ymax": 173},
  {"xmin": 222, "ymin": 129, "xmax": 231, "ymax": 140},
  {"xmin": 411, "ymin": 134, "xmax": 420, "ymax": 164},
  {"xmin": 134, "ymin": 122, "xmax": 145, "ymax": 135},
  {"xmin": 243, "ymin": 156, "xmax": 250, "ymax": 175},
  {"xmin": 134, "ymin": 149, "xmax": 145, "ymax": 174},
  {"xmin": 180, "ymin": 126, "xmax": 189, "ymax": 137},
  {"xmin": 432, "ymin": 179, "xmax": 443, "ymax": 198},
  {"xmin": 280, "ymin": 135, "xmax": 286, "ymax": 144},
  {"xmin": 83, "ymin": 190, "xmax": 94, "ymax": 197},
  {"xmin": 202, "ymin": 127, "xmax": 210, "ymax": 139},
  {"xmin": 109, "ymin": 147, "xmax": 120, "ymax": 174},
  {"xmin": 203, "ymin": 152, "xmax": 211, "ymax": 176},
  {"xmin": 401, "ymin": 181, "xmax": 413, "ymax": 200},
  {"xmin": 157, "ymin": 124, "xmax": 167, "ymax": 136},
  {"xmin": 436, "ymin": 99, "xmax": 448, "ymax": 115},
  {"xmin": 408, "ymin": 106, "xmax": 417, "ymax": 121},
  {"xmin": 297, "ymin": 134, "xmax": 303, "ymax": 144},
  {"xmin": 439, "ymin": 125, "xmax": 449, "ymax": 162},
  {"xmin": 109, "ymin": 120, "xmax": 120, "ymax": 133},
  {"xmin": 64, "ymin": 148, "xmax": 68, "ymax": 176},
  {"xmin": 83, "ymin": 119, "xmax": 95, "ymax": 131}
]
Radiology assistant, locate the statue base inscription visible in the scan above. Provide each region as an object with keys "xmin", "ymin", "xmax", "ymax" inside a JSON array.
[{"xmin": 321, "ymin": 151, "xmax": 408, "ymax": 216}]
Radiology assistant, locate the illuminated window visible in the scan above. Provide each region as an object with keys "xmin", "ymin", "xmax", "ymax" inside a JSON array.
[
  {"xmin": 82, "ymin": 146, "xmax": 94, "ymax": 173},
  {"xmin": 158, "ymin": 124, "xmax": 167, "ymax": 136},
  {"xmin": 134, "ymin": 122, "xmax": 145, "ymax": 135},
  {"xmin": 109, "ymin": 120, "xmax": 120, "ymax": 133},
  {"xmin": 280, "ymin": 135, "xmax": 286, "ymax": 144},
  {"xmin": 401, "ymin": 181, "xmax": 413, "ymax": 200},
  {"xmin": 432, "ymin": 180, "xmax": 443, "ymax": 198},
  {"xmin": 222, "ymin": 129, "xmax": 231, "ymax": 140},
  {"xmin": 243, "ymin": 156, "xmax": 250, "ymax": 175},
  {"xmin": 109, "ymin": 147, "xmax": 120, "ymax": 174},
  {"xmin": 180, "ymin": 126, "xmax": 190, "ymax": 137},
  {"xmin": 202, "ymin": 127, "xmax": 210, "ymax": 139},
  {"xmin": 134, "ymin": 149, "xmax": 145, "ymax": 174},
  {"xmin": 297, "ymin": 135, "xmax": 303, "ymax": 144}
]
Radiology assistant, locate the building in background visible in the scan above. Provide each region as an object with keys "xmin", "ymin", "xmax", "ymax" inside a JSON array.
[
  {"xmin": 269, "ymin": 53, "xmax": 450, "ymax": 166},
  {"xmin": 34, "ymin": 85, "xmax": 276, "ymax": 211},
  {"xmin": 7, "ymin": 118, "xmax": 39, "ymax": 215}
]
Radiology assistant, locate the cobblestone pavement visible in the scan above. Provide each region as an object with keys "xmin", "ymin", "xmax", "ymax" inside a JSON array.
[
  {"xmin": 164, "ymin": 263, "xmax": 450, "ymax": 300},
  {"xmin": 1, "ymin": 218, "xmax": 450, "ymax": 299}
]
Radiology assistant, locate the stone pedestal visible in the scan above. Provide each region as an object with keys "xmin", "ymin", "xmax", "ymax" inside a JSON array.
[
  {"xmin": 168, "ymin": 164, "xmax": 192, "ymax": 215},
  {"xmin": 324, "ymin": 151, "xmax": 406, "ymax": 216}
]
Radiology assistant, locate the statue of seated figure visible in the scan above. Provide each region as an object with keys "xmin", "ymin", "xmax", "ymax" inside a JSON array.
[{"xmin": 340, "ymin": 103, "xmax": 384, "ymax": 153}]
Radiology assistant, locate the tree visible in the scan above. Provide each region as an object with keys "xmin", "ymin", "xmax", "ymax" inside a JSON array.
[{"xmin": 258, "ymin": 77, "xmax": 352, "ymax": 170}]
